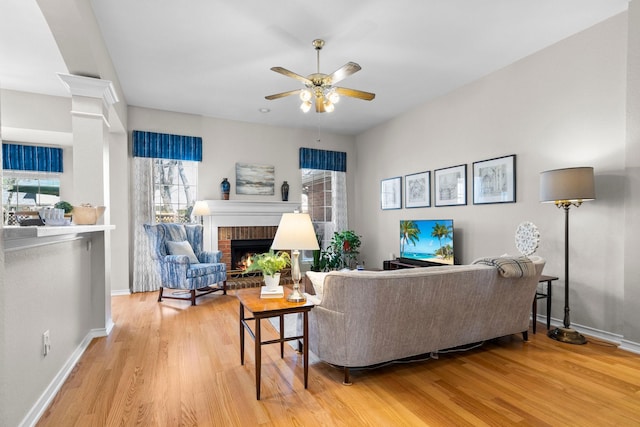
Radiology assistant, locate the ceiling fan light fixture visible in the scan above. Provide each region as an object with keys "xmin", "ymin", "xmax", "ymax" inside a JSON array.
[
  {"xmin": 265, "ymin": 38, "xmax": 375, "ymax": 113},
  {"xmin": 300, "ymin": 101, "xmax": 312, "ymax": 113},
  {"xmin": 328, "ymin": 89, "xmax": 340, "ymax": 104},
  {"xmin": 323, "ymin": 99, "xmax": 335, "ymax": 113},
  {"xmin": 299, "ymin": 89, "xmax": 312, "ymax": 102}
]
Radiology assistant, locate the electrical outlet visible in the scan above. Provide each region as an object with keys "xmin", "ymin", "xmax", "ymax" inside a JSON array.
[{"xmin": 43, "ymin": 330, "xmax": 51, "ymax": 356}]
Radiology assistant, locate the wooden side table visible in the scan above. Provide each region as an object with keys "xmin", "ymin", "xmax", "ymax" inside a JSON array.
[
  {"xmin": 532, "ymin": 275, "xmax": 558, "ymax": 333},
  {"xmin": 237, "ymin": 287, "xmax": 314, "ymax": 400}
]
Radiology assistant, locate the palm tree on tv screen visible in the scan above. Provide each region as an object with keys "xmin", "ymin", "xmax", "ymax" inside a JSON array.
[
  {"xmin": 400, "ymin": 220, "xmax": 420, "ymax": 256},
  {"xmin": 431, "ymin": 222, "xmax": 453, "ymax": 259}
]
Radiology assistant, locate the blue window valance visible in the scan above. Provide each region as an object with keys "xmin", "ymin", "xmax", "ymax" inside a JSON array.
[
  {"xmin": 299, "ymin": 147, "xmax": 347, "ymax": 172},
  {"xmin": 133, "ymin": 130, "xmax": 202, "ymax": 161},
  {"xmin": 2, "ymin": 143, "xmax": 63, "ymax": 173}
]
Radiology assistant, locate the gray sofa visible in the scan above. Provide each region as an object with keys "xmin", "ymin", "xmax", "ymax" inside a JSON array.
[{"xmin": 305, "ymin": 257, "xmax": 545, "ymax": 384}]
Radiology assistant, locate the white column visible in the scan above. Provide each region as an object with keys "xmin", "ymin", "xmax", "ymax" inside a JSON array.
[{"xmin": 57, "ymin": 73, "xmax": 118, "ymax": 333}]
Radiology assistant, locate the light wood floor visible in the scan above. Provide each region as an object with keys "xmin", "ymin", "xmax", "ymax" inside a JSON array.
[{"xmin": 37, "ymin": 290, "xmax": 640, "ymax": 426}]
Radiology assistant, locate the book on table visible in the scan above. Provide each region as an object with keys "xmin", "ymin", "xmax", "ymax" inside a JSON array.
[{"xmin": 260, "ymin": 286, "xmax": 284, "ymax": 298}]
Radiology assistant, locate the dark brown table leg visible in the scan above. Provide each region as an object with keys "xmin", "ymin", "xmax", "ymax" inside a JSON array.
[
  {"xmin": 546, "ymin": 280, "xmax": 552, "ymax": 330},
  {"xmin": 303, "ymin": 311, "xmax": 309, "ymax": 389},
  {"xmin": 255, "ymin": 316, "xmax": 261, "ymax": 400},
  {"xmin": 240, "ymin": 303, "xmax": 245, "ymax": 365},
  {"xmin": 532, "ymin": 297, "xmax": 538, "ymax": 334},
  {"xmin": 279, "ymin": 314, "xmax": 284, "ymax": 358}
]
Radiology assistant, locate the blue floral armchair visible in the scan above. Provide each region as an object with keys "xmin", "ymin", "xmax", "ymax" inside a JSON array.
[{"xmin": 144, "ymin": 223, "xmax": 227, "ymax": 305}]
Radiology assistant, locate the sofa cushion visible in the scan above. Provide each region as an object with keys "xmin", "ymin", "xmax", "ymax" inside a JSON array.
[
  {"xmin": 306, "ymin": 271, "xmax": 330, "ymax": 298},
  {"xmin": 166, "ymin": 240, "xmax": 199, "ymax": 263},
  {"xmin": 472, "ymin": 256, "xmax": 535, "ymax": 278}
]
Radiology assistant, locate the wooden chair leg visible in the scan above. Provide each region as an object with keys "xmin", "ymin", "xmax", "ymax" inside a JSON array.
[
  {"xmin": 522, "ymin": 331, "xmax": 529, "ymax": 342},
  {"xmin": 191, "ymin": 290, "xmax": 197, "ymax": 306},
  {"xmin": 158, "ymin": 287, "xmax": 164, "ymax": 302},
  {"xmin": 222, "ymin": 280, "xmax": 227, "ymax": 295}
]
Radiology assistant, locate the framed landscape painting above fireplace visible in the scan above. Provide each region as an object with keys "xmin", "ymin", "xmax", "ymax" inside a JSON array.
[{"xmin": 235, "ymin": 162, "xmax": 275, "ymax": 195}]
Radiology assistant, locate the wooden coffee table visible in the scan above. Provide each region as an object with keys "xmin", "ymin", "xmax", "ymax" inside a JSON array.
[{"xmin": 237, "ymin": 287, "xmax": 314, "ymax": 400}]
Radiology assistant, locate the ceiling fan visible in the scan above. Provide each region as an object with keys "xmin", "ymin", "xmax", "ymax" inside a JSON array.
[{"xmin": 265, "ymin": 39, "xmax": 375, "ymax": 113}]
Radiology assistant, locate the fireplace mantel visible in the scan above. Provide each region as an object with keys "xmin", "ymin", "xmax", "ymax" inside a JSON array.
[{"xmin": 202, "ymin": 200, "xmax": 301, "ymax": 251}]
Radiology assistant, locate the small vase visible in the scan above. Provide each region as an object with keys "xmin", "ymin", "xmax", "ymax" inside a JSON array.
[
  {"xmin": 281, "ymin": 181, "xmax": 289, "ymax": 201},
  {"xmin": 220, "ymin": 178, "xmax": 230, "ymax": 200}
]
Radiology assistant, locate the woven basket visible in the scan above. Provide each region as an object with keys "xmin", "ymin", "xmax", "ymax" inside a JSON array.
[{"xmin": 72, "ymin": 205, "xmax": 106, "ymax": 225}]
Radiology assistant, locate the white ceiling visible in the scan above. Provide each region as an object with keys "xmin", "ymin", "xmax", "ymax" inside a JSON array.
[{"xmin": 0, "ymin": 0, "xmax": 629, "ymax": 136}]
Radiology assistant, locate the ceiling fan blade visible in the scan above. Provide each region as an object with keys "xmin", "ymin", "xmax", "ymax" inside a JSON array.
[
  {"xmin": 265, "ymin": 89, "xmax": 302, "ymax": 100},
  {"xmin": 270, "ymin": 67, "xmax": 312, "ymax": 85},
  {"xmin": 335, "ymin": 86, "xmax": 376, "ymax": 101},
  {"xmin": 325, "ymin": 62, "xmax": 361, "ymax": 85},
  {"xmin": 315, "ymin": 96, "xmax": 326, "ymax": 113}
]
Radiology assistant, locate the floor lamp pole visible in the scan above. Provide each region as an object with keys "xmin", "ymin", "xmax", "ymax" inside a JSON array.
[{"xmin": 548, "ymin": 203, "xmax": 587, "ymax": 344}]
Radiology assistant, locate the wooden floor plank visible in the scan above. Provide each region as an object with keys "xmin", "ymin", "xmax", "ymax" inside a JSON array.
[{"xmin": 35, "ymin": 291, "xmax": 640, "ymax": 426}]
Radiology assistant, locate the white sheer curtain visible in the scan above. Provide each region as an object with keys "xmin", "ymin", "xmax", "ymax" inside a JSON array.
[
  {"xmin": 132, "ymin": 157, "xmax": 161, "ymax": 292},
  {"xmin": 332, "ymin": 170, "xmax": 348, "ymax": 232}
]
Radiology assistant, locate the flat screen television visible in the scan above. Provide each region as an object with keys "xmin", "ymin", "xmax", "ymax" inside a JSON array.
[{"xmin": 399, "ymin": 219, "xmax": 454, "ymax": 266}]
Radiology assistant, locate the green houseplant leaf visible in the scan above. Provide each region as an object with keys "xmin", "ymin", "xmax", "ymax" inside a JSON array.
[{"xmin": 243, "ymin": 250, "xmax": 291, "ymax": 277}]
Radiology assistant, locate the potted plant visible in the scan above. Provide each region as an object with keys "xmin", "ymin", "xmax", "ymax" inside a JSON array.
[
  {"xmin": 54, "ymin": 201, "xmax": 73, "ymax": 217},
  {"xmin": 243, "ymin": 250, "xmax": 291, "ymax": 289},
  {"xmin": 320, "ymin": 230, "xmax": 362, "ymax": 270}
]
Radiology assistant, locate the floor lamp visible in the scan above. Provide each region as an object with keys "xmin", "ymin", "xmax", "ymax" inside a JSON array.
[
  {"xmin": 192, "ymin": 200, "xmax": 210, "ymax": 225},
  {"xmin": 271, "ymin": 212, "xmax": 320, "ymax": 303},
  {"xmin": 540, "ymin": 167, "xmax": 595, "ymax": 345}
]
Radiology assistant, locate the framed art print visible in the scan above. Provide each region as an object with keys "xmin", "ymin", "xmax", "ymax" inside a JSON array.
[
  {"xmin": 405, "ymin": 171, "xmax": 430, "ymax": 208},
  {"xmin": 472, "ymin": 155, "xmax": 516, "ymax": 204},
  {"xmin": 381, "ymin": 176, "xmax": 402, "ymax": 210},
  {"xmin": 235, "ymin": 162, "xmax": 275, "ymax": 195},
  {"xmin": 434, "ymin": 164, "xmax": 467, "ymax": 207}
]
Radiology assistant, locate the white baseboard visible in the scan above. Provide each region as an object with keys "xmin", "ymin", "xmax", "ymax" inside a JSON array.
[
  {"xmin": 111, "ymin": 288, "xmax": 131, "ymax": 296},
  {"xmin": 18, "ymin": 328, "xmax": 106, "ymax": 427},
  {"xmin": 620, "ymin": 339, "xmax": 640, "ymax": 355},
  {"xmin": 536, "ymin": 314, "xmax": 639, "ymax": 350}
]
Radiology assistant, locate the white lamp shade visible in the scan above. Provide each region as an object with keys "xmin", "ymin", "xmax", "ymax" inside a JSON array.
[
  {"xmin": 540, "ymin": 167, "xmax": 595, "ymax": 203},
  {"xmin": 192, "ymin": 200, "xmax": 210, "ymax": 216},
  {"xmin": 271, "ymin": 213, "xmax": 320, "ymax": 251}
]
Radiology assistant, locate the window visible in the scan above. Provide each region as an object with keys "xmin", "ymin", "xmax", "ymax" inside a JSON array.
[
  {"xmin": 2, "ymin": 173, "xmax": 60, "ymax": 225},
  {"xmin": 301, "ymin": 168, "xmax": 334, "ymax": 251},
  {"xmin": 153, "ymin": 159, "xmax": 198, "ymax": 223}
]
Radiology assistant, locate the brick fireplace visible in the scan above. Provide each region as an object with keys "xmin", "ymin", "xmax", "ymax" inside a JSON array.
[
  {"xmin": 200, "ymin": 200, "xmax": 301, "ymax": 270},
  {"xmin": 218, "ymin": 225, "xmax": 279, "ymax": 272}
]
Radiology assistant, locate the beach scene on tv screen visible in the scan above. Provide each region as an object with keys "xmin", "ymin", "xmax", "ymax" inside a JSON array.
[{"xmin": 400, "ymin": 219, "xmax": 454, "ymax": 265}]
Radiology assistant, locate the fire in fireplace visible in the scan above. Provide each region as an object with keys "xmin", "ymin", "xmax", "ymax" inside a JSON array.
[{"xmin": 230, "ymin": 239, "xmax": 273, "ymax": 271}]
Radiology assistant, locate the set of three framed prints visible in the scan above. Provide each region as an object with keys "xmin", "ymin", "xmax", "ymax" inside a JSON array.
[{"xmin": 380, "ymin": 155, "xmax": 516, "ymax": 210}]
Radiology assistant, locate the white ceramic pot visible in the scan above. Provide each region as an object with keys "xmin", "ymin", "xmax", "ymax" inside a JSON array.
[{"xmin": 263, "ymin": 273, "xmax": 281, "ymax": 290}]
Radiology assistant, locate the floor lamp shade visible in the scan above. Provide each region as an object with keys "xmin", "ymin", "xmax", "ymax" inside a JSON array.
[
  {"xmin": 192, "ymin": 200, "xmax": 210, "ymax": 216},
  {"xmin": 271, "ymin": 212, "xmax": 319, "ymax": 303},
  {"xmin": 192, "ymin": 200, "xmax": 210, "ymax": 224},
  {"xmin": 540, "ymin": 167, "xmax": 595, "ymax": 204},
  {"xmin": 539, "ymin": 166, "xmax": 595, "ymax": 345}
]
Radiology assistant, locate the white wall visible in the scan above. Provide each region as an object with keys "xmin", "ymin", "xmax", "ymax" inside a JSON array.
[
  {"xmin": 1, "ymin": 234, "xmax": 107, "ymax": 427},
  {"xmin": 624, "ymin": 1, "xmax": 640, "ymax": 345},
  {"xmin": 128, "ymin": 106, "xmax": 358, "ymax": 222},
  {"xmin": 354, "ymin": 13, "xmax": 630, "ymax": 338}
]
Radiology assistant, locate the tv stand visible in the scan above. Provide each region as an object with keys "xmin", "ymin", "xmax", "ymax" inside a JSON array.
[{"xmin": 383, "ymin": 258, "xmax": 447, "ymax": 270}]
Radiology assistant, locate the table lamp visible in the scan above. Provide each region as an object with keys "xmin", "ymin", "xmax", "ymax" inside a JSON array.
[
  {"xmin": 540, "ymin": 166, "xmax": 595, "ymax": 344},
  {"xmin": 271, "ymin": 212, "xmax": 320, "ymax": 302}
]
